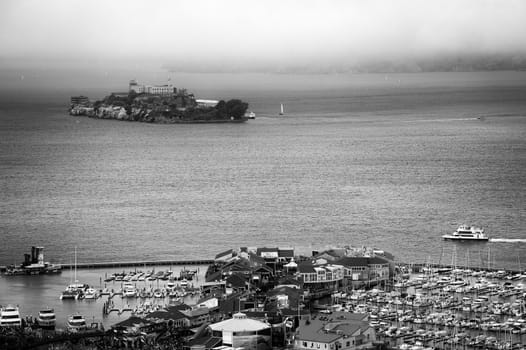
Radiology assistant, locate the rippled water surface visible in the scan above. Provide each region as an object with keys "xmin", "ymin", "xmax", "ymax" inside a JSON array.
[{"xmin": 1, "ymin": 71, "xmax": 525, "ymax": 270}]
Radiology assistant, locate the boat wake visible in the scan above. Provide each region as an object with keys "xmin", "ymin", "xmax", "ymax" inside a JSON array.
[
  {"xmin": 400, "ymin": 117, "xmax": 480, "ymax": 123},
  {"xmin": 489, "ymin": 238, "xmax": 526, "ymax": 243}
]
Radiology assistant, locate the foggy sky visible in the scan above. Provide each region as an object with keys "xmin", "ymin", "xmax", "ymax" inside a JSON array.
[{"xmin": 1, "ymin": 0, "xmax": 526, "ymax": 71}]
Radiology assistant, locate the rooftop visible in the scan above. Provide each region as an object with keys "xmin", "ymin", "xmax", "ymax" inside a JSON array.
[{"xmin": 209, "ymin": 312, "xmax": 270, "ymax": 332}]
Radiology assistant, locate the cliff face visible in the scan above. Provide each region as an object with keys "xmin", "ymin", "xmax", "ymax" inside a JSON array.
[{"xmin": 70, "ymin": 93, "xmax": 249, "ymax": 123}]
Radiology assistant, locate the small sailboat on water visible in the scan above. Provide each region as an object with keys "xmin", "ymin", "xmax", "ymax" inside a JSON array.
[{"xmin": 279, "ymin": 103, "xmax": 284, "ymax": 115}]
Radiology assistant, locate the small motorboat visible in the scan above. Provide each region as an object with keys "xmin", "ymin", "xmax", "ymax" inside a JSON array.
[{"xmin": 83, "ymin": 288, "xmax": 99, "ymax": 299}]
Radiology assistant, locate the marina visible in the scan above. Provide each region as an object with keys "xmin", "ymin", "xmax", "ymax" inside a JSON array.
[
  {"xmin": 1, "ymin": 254, "xmax": 526, "ymax": 350},
  {"xmin": 1, "ymin": 0, "xmax": 526, "ymax": 348}
]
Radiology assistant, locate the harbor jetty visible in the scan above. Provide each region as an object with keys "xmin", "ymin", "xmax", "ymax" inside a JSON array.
[{"xmin": 1, "ymin": 258, "xmax": 212, "ymax": 272}]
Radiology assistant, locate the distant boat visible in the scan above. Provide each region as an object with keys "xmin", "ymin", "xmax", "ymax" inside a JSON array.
[
  {"xmin": 244, "ymin": 111, "xmax": 256, "ymax": 119},
  {"xmin": 442, "ymin": 225, "xmax": 489, "ymax": 241},
  {"xmin": 279, "ymin": 103, "xmax": 284, "ymax": 115}
]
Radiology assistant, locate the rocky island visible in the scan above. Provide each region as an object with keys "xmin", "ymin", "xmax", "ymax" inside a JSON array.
[{"xmin": 70, "ymin": 80, "xmax": 252, "ymax": 123}]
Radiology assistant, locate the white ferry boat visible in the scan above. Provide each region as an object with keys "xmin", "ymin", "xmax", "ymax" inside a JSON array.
[
  {"xmin": 443, "ymin": 225, "xmax": 489, "ymax": 241},
  {"xmin": 67, "ymin": 314, "xmax": 87, "ymax": 332},
  {"xmin": 36, "ymin": 308, "xmax": 56, "ymax": 329},
  {"xmin": 0, "ymin": 305, "xmax": 22, "ymax": 327}
]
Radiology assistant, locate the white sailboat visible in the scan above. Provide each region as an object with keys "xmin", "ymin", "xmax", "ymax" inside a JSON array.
[
  {"xmin": 60, "ymin": 246, "xmax": 87, "ymax": 300},
  {"xmin": 279, "ymin": 103, "xmax": 284, "ymax": 115}
]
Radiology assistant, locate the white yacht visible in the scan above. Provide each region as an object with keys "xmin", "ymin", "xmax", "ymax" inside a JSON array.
[
  {"xmin": 166, "ymin": 281, "xmax": 176, "ymax": 292},
  {"xmin": 61, "ymin": 282, "xmax": 88, "ymax": 300},
  {"xmin": 36, "ymin": 308, "xmax": 56, "ymax": 329},
  {"xmin": 123, "ymin": 283, "xmax": 137, "ymax": 298},
  {"xmin": 67, "ymin": 314, "xmax": 87, "ymax": 332},
  {"xmin": 443, "ymin": 225, "xmax": 489, "ymax": 241},
  {"xmin": 83, "ymin": 288, "xmax": 99, "ymax": 299},
  {"xmin": 0, "ymin": 305, "xmax": 22, "ymax": 327}
]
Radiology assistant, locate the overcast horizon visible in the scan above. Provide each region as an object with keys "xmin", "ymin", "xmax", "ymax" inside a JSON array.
[{"xmin": 2, "ymin": 0, "xmax": 526, "ymax": 74}]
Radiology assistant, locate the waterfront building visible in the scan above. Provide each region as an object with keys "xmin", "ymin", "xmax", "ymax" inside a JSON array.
[
  {"xmin": 181, "ymin": 307, "xmax": 210, "ymax": 327},
  {"xmin": 147, "ymin": 304, "xmax": 192, "ymax": 329},
  {"xmin": 208, "ymin": 312, "xmax": 272, "ymax": 350},
  {"xmin": 297, "ymin": 262, "xmax": 345, "ymax": 291},
  {"xmin": 294, "ymin": 312, "xmax": 375, "ymax": 350},
  {"xmin": 267, "ymin": 286, "xmax": 303, "ymax": 310},
  {"xmin": 335, "ymin": 256, "xmax": 391, "ymax": 287},
  {"xmin": 225, "ymin": 273, "xmax": 249, "ymax": 295},
  {"xmin": 256, "ymin": 247, "xmax": 295, "ymax": 273},
  {"xmin": 215, "ymin": 249, "xmax": 235, "ymax": 262}
]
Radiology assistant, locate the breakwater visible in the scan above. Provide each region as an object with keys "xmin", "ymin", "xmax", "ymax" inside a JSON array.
[{"xmin": 0, "ymin": 259, "xmax": 214, "ymax": 272}]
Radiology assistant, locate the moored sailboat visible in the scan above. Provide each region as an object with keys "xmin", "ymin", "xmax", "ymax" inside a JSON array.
[{"xmin": 60, "ymin": 246, "xmax": 88, "ymax": 300}]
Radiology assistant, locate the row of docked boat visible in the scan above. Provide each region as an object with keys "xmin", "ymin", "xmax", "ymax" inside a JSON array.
[
  {"xmin": 0, "ymin": 305, "xmax": 94, "ymax": 333},
  {"xmin": 104, "ymin": 269, "xmax": 196, "ymax": 283},
  {"xmin": 59, "ymin": 282, "xmax": 92, "ymax": 300},
  {"xmin": 1, "ymin": 305, "xmax": 55, "ymax": 329},
  {"xmin": 61, "ymin": 280, "xmax": 196, "ymax": 301}
]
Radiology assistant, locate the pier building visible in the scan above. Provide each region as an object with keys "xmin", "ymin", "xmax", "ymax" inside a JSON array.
[
  {"xmin": 208, "ymin": 313, "xmax": 272, "ymax": 350},
  {"xmin": 294, "ymin": 312, "xmax": 375, "ymax": 350}
]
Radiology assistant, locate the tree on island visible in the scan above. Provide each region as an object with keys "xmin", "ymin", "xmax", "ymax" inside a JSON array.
[{"xmin": 215, "ymin": 99, "xmax": 248, "ymax": 119}]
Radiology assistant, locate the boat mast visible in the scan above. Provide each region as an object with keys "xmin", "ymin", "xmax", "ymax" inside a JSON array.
[
  {"xmin": 75, "ymin": 246, "xmax": 77, "ymax": 282},
  {"xmin": 487, "ymin": 246, "xmax": 490, "ymax": 271}
]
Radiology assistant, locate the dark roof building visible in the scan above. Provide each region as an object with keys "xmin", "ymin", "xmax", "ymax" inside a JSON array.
[{"xmin": 294, "ymin": 312, "xmax": 375, "ymax": 350}]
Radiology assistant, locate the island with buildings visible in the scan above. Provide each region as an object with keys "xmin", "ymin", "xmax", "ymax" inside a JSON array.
[{"xmin": 69, "ymin": 80, "xmax": 253, "ymax": 123}]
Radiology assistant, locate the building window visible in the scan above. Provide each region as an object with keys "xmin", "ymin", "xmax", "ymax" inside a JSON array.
[{"xmin": 346, "ymin": 342, "xmax": 350, "ymax": 347}]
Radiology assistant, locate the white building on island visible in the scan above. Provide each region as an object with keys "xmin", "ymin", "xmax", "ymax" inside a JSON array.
[{"xmin": 129, "ymin": 79, "xmax": 176, "ymax": 95}]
